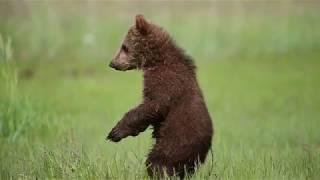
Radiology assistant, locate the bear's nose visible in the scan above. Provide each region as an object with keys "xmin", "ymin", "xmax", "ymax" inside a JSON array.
[
  {"xmin": 109, "ymin": 62, "xmax": 115, "ymax": 68},
  {"xmin": 109, "ymin": 61, "xmax": 121, "ymax": 70}
]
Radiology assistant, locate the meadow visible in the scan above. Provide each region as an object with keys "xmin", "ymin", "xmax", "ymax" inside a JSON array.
[{"xmin": 0, "ymin": 2, "xmax": 320, "ymax": 179}]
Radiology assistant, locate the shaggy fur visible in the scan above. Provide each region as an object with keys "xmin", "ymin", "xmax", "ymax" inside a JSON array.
[{"xmin": 107, "ymin": 15, "xmax": 213, "ymax": 178}]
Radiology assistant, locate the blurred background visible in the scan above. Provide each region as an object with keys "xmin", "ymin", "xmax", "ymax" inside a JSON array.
[
  {"xmin": 0, "ymin": 1, "xmax": 319, "ymax": 179},
  {"xmin": 1, "ymin": 1, "xmax": 320, "ymax": 61}
]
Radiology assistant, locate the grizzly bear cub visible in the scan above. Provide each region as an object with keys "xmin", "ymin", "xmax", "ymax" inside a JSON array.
[{"xmin": 107, "ymin": 15, "xmax": 213, "ymax": 178}]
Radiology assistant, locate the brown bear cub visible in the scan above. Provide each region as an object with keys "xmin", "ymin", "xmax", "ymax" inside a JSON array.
[{"xmin": 107, "ymin": 15, "xmax": 213, "ymax": 178}]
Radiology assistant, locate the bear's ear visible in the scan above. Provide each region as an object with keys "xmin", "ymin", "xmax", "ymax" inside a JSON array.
[{"xmin": 135, "ymin": 14, "xmax": 149, "ymax": 35}]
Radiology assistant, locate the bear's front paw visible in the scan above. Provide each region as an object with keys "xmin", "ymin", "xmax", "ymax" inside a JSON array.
[{"xmin": 106, "ymin": 127, "xmax": 127, "ymax": 142}]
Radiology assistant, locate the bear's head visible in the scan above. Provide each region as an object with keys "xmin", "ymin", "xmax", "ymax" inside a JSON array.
[{"xmin": 109, "ymin": 15, "xmax": 170, "ymax": 71}]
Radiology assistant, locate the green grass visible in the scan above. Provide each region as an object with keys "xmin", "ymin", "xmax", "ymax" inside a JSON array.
[
  {"xmin": 1, "ymin": 2, "xmax": 320, "ymax": 179},
  {"xmin": 1, "ymin": 54, "xmax": 319, "ymax": 179}
]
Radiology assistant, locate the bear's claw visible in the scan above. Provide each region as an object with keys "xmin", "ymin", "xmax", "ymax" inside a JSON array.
[{"xmin": 107, "ymin": 127, "xmax": 124, "ymax": 142}]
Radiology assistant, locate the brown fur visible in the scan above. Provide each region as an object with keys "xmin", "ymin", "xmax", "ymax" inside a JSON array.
[{"xmin": 107, "ymin": 15, "xmax": 213, "ymax": 178}]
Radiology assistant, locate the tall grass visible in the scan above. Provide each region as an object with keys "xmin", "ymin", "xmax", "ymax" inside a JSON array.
[
  {"xmin": 0, "ymin": 35, "xmax": 59, "ymax": 142},
  {"xmin": 0, "ymin": 34, "xmax": 20, "ymax": 141}
]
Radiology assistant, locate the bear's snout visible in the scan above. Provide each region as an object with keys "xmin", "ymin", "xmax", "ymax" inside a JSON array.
[
  {"xmin": 109, "ymin": 61, "xmax": 115, "ymax": 68},
  {"xmin": 109, "ymin": 61, "xmax": 120, "ymax": 70}
]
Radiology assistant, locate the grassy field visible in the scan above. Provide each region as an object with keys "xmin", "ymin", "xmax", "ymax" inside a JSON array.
[{"xmin": 1, "ymin": 2, "xmax": 320, "ymax": 179}]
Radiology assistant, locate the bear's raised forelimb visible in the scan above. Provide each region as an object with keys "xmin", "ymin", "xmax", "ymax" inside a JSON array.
[{"xmin": 107, "ymin": 100, "xmax": 165, "ymax": 142}]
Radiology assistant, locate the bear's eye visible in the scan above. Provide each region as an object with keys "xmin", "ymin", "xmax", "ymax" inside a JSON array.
[{"xmin": 121, "ymin": 44, "xmax": 128, "ymax": 53}]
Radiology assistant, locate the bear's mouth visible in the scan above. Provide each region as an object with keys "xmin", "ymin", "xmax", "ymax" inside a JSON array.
[
  {"xmin": 125, "ymin": 65, "xmax": 136, "ymax": 71},
  {"xmin": 109, "ymin": 63, "xmax": 136, "ymax": 71}
]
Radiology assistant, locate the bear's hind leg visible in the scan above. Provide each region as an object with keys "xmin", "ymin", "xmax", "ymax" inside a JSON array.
[
  {"xmin": 146, "ymin": 150, "xmax": 189, "ymax": 179},
  {"xmin": 146, "ymin": 160, "xmax": 184, "ymax": 179},
  {"xmin": 146, "ymin": 149, "xmax": 178, "ymax": 178}
]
